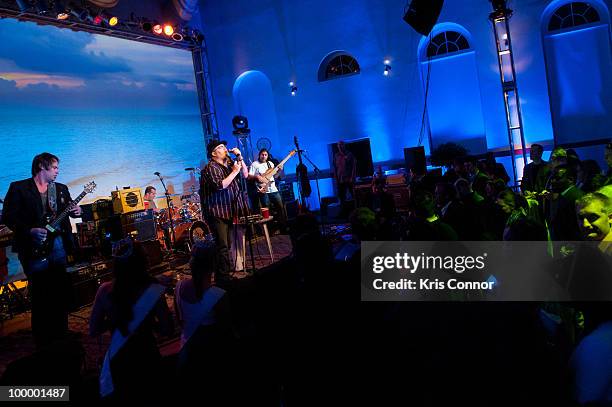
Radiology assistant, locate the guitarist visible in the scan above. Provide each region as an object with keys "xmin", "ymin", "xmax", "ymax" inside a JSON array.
[
  {"xmin": 249, "ymin": 149, "xmax": 288, "ymax": 232},
  {"xmin": 3, "ymin": 152, "xmax": 82, "ymax": 348}
]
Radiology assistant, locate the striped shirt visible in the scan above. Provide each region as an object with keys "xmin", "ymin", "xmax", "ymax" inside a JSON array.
[{"xmin": 201, "ymin": 160, "xmax": 250, "ymax": 220}]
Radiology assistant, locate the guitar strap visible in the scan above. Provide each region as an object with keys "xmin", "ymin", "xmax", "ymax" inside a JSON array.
[{"xmin": 47, "ymin": 182, "xmax": 57, "ymax": 215}]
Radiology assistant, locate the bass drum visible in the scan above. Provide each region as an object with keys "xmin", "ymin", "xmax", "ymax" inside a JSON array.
[
  {"xmin": 174, "ymin": 220, "xmax": 213, "ymax": 249},
  {"xmin": 189, "ymin": 220, "xmax": 213, "ymax": 246}
]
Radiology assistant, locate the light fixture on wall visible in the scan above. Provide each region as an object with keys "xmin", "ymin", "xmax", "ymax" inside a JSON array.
[
  {"xmin": 289, "ymin": 81, "xmax": 298, "ymax": 96},
  {"xmin": 383, "ymin": 59, "xmax": 392, "ymax": 76}
]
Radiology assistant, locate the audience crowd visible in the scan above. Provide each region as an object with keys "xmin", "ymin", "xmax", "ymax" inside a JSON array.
[{"xmin": 1, "ymin": 142, "xmax": 611, "ymax": 406}]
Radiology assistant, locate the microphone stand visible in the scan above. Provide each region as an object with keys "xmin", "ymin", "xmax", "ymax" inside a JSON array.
[
  {"xmin": 236, "ymin": 154, "xmax": 257, "ymax": 273},
  {"xmin": 155, "ymin": 173, "xmax": 177, "ymax": 252},
  {"xmin": 301, "ymin": 151, "xmax": 326, "ymax": 235},
  {"xmin": 229, "ymin": 154, "xmax": 257, "ymax": 274}
]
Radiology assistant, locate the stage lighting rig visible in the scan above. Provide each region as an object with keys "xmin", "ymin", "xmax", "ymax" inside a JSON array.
[
  {"xmin": 171, "ymin": 30, "xmax": 184, "ymax": 41},
  {"xmin": 54, "ymin": 1, "xmax": 69, "ymax": 20},
  {"xmin": 152, "ymin": 23, "xmax": 163, "ymax": 35},
  {"xmin": 163, "ymin": 24, "xmax": 174, "ymax": 36},
  {"xmin": 232, "ymin": 115, "xmax": 250, "ymax": 134}
]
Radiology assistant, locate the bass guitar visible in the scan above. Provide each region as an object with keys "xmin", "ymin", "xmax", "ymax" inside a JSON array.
[
  {"xmin": 31, "ymin": 181, "xmax": 96, "ymax": 263},
  {"xmin": 257, "ymin": 150, "xmax": 297, "ymax": 193}
]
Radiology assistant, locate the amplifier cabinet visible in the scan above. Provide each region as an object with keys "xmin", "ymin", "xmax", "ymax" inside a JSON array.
[
  {"xmin": 93, "ymin": 199, "xmax": 114, "ymax": 220},
  {"xmin": 277, "ymin": 181, "xmax": 295, "ymax": 203},
  {"xmin": 112, "ymin": 188, "xmax": 144, "ymax": 214},
  {"xmin": 121, "ymin": 210, "xmax": 157, "ymax": 242}
]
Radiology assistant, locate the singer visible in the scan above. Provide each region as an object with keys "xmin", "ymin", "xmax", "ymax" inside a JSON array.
[{"xmin": 200, "ymin": 139, "xmax": 250, "ymax": 280}]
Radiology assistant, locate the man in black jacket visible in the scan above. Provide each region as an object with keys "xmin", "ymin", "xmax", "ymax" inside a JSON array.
[{"xmin": 3, "ymin": 153, "xmax": 81, "ymax": 347}]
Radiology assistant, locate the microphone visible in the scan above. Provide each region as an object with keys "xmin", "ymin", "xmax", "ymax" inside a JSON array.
[
  {"xmin": 229, "ymin": 149, "xmax": 243, "ymax": 161},
  {"xmin": 154, "ymin": 172, "xmax": 160, "ymax": 176}
]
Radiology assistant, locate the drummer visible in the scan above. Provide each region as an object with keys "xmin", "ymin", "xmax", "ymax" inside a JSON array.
[{"xmin": 144, "ymin": 186, "xmax": 159, "ymax": 212}]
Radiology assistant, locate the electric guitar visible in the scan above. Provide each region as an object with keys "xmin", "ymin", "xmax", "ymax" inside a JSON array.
[
  {"xmin": 30, "ymin": 181, "xmax": 96, "ymax": 264},
  {"xmin": 257, "ymin": 150, "xmax": 297, "ymax": 193}
]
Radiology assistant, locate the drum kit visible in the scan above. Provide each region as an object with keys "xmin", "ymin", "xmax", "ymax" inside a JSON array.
[{"xmin": 154, "ymin": 167, "xmax": 212, "ymax": 251}]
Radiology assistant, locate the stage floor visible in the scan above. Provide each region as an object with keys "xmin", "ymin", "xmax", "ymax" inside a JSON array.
[{"xmin": 0, "ymin": 233, "xmax": 293, "ymax": 378}]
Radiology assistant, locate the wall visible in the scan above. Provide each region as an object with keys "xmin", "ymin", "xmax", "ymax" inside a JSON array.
[{"xmin": 198, "ymin": 0, "xmax": 611, "ymax": 174}]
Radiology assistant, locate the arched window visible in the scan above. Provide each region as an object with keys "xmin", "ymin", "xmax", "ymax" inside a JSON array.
[
  {"xmin": 233, "ymin": 71, "xmax": 281, "ymax": 160},
  {"xmin": 416, "ymin": 23, "xmax": 488, "ymax": 156},
  {"xmin": 318, "ymin": 51, "xmax": 360, "ymax": 82},
  {"xmin": 547, "ymin": 2, "xmax": 600, "ymax": 32},
  {"xmin": 425, "ymin": 31, "xmax": 470, "ymax": 59},
  {"xmin": 541, "ymin": 0, "xmax": 612, "ymax": 146}
]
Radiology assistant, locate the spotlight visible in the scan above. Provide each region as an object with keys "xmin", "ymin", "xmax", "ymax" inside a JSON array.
[
  {"xmin": 163, "ymin": 24, "xmax": 174, "ymax": 36},
  {"xmin": 289, "ymin": 81, "xmax": 294, "ymax": 86},
  {"xmin": 152, "ymin": 23, "xmax": 163, "ymax": 35},
  {"xmin": 383, "ymin": 59, "xmax": 392, "ymax": 76},
  {"xmin": 171, "ymin": 31, "xmax": 184, "ymax": 41},
  {"xmin": 97, "ymin": 12, "xmax": 118, "ymax": 27},
  {"xmin": 141, "ymin": 21, "xmax": 153, "ymax": 32},
  {"xmin": 290, "ymin": 85, "xmax": 298, "ymax": 96},
  {"xmin": 93, "ymin": 14, "xmax": 103, "ymax": 25},
  {"xmin": 54, "ymin": 1, "xmax": 69, "ymax": 19},
  {"xmin": 232, "ymin": 115, "xmax": 249, "ymax": 131}
]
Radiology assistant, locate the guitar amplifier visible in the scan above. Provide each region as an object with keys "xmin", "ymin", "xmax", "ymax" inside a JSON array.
[
  {"xmin": 76, "ymin": 221, "xmax": 96, "ymax": 248},
  {"xmin": 278, "ymin": 181, "xmax": 295, "ymax": 203},
  {"xmin": 93, "ymin": 199, "xmax": 114, "ymax": 220},
  {"xmin": 69, "ymin": 261, "xmax": 112, "ymax": 309},
  {"xmin": 112, "ymin": 188, "xmax": 144, "ymax": 214},
  {"xmin": 121, "ymin": 210, "xmax": 157, "ymax": 242}
]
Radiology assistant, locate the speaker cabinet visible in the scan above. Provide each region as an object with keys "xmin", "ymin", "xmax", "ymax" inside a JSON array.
[
  {"xmin": 278, "ymin": 181, "xmax": 295, "ymax": 203},
  {"xmin": 112, "ymin": 188, "xmax": 144, "ymax": 214},
  {"xmin": 121, "ymin": 210, "xmax": 157, "ymax": 242},
  {"xmin": 404, "ymin": 146, "xmax": 427, "ymax": 175},
  {"xmin": 403, "ymin": 0, "xmax": 444, "ymax": 36}
]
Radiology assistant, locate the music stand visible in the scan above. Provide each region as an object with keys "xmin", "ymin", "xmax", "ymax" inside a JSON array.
[{"xmin": 238, "ymin": 215, "xmax": 274, "ymax": 272}]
